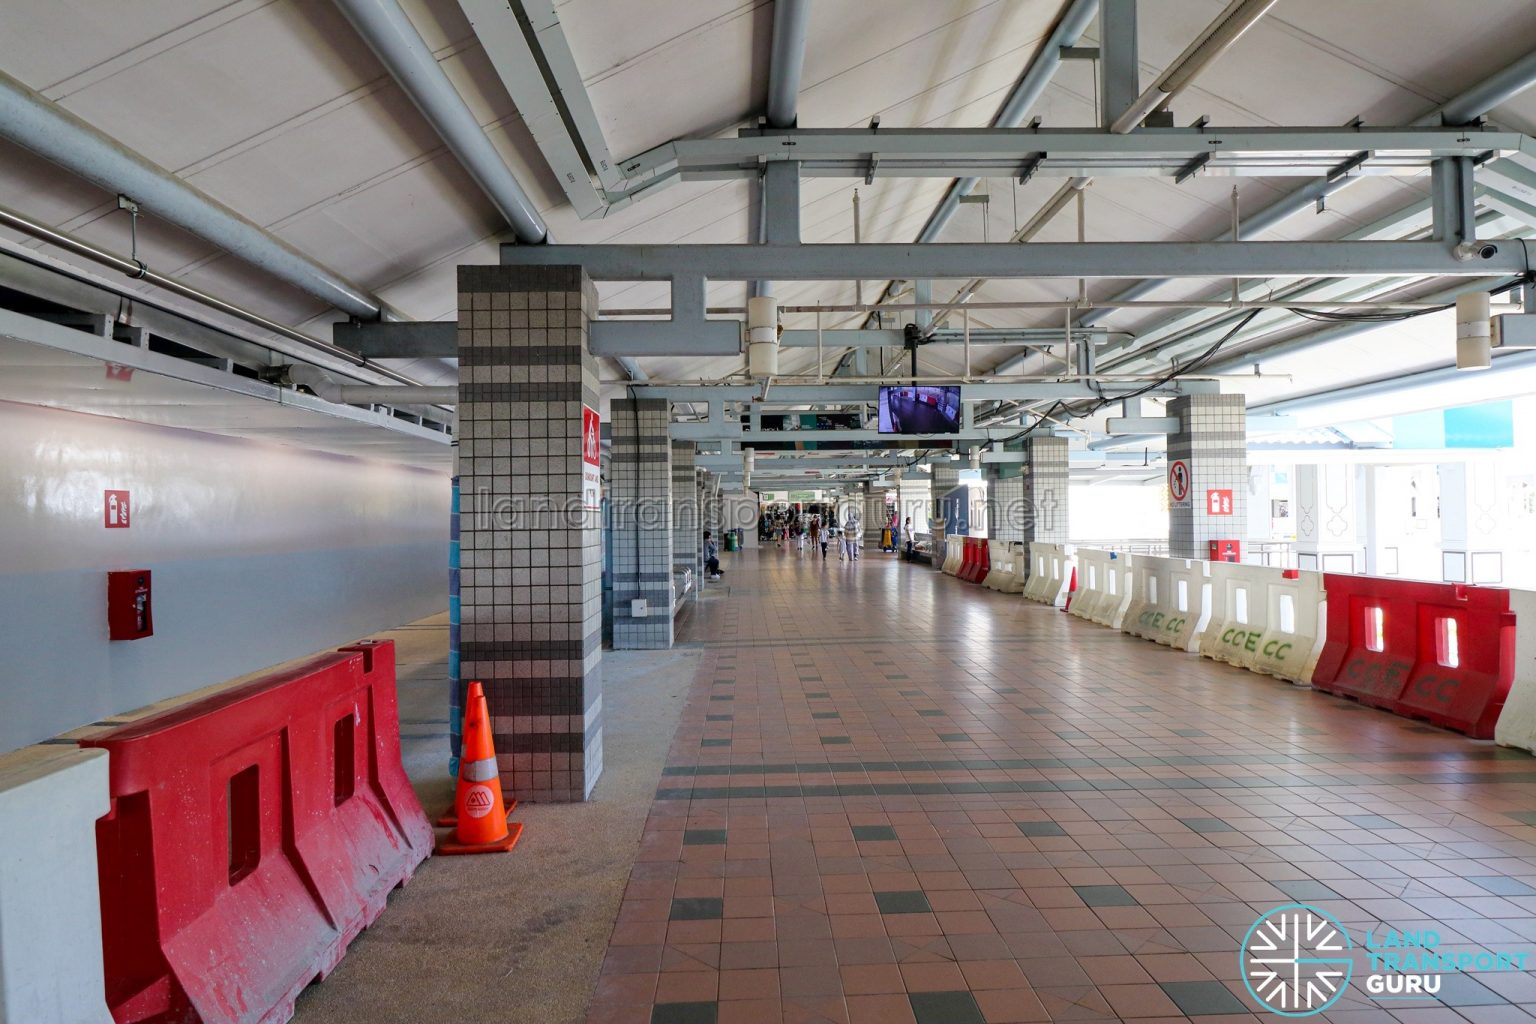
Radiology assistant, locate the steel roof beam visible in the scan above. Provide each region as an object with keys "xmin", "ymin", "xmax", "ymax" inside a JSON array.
[
  {"xmin": 624, "ymin": 126, "xmax": 1523, "ymax": 180},
  {"xmin": 858, "ymin": 0, "xmax": 1098, "ymax": 326},
  {"xmin": 1076, "ymin": 51, "xmax": 1536, "ymax": 328},
  {"xmin": 0, "ymin": 69, "xmax": 392, "ymax": 321},
  {"xmin": 500, "ymin": 240, "xmax": 1530, "ymax": 281},
  {"xmin": 336, "ymin": 0, "xmax": 549, "ymax": 242}
]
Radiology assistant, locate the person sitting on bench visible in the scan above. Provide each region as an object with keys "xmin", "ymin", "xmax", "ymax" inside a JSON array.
[{"xmin": 703, "ymin": 531, "xmax": 723, "ymax": 579}]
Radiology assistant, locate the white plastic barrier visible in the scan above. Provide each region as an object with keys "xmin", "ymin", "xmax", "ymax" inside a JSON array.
[
  {"xmin": 0, "ymin": 745, "xmax": 113, "ymax": 1024},
  {"xmin": 999, "ymin": 542, "xmax": 1028, "ymax": 593},
  {"xmin": 1071, "ymin": 549, "xmax": 1123, "ymax": 626},
  {"xmin": 1494, "ymin": 590, "xmax": 1536, "ymax": 754},
  {"xmin": 1198, "ymin": 563, "xmax": 1326, "ymax": 685},
  {"xmin": 982, "ymin": 541, "xmax": 1020, "ymax": 592},
  {"xmin": 1123, "ymin": 555, "xmax": 1210, "ymax": 652},
  {"xmin": 1022, "ymin": 543, "xmax": 1074, "ymax": 607},
  {"xmin": 942, "ymin": 535, "xmax": 965, "ymax": 575},
  {"xmin": 1098, "ymin": 551, "xmax": 1137, "ymax": 629}
]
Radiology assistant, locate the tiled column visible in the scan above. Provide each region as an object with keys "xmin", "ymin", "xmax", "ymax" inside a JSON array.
[
  {"xmin": 862, "ymin": 489, "xmax": 888, "ymax": 549},
  {"xmin": 931, "ymin": 465, "xmax": 961, "ymax": 527},
  {"xmin": 1167, "ymin": 393, "xmax": 1246, "ymax": 560},
  {"xmin": 1295, "ymin": 463, "xmax": 1366, "ymax": 573},
  {"xmin": 1020, "ymin": 436, "xmax": 1070, "ymax": 546},
  {"xmin": 456, "ymin": 264, "xmax": 603, "ymax": 803},
  {"xmin": 671, "ymin": 442, "xmax": 700, "ymax": 600},
  {"xmin": 986, "ymin": 465, "xmax": 1027, "ymax": 543},
  {"xmin": 609, "ymin": 398, "xmax": 673, "ymax": 649}
]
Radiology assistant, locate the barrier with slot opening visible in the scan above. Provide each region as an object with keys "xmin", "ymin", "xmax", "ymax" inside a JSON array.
[
  {"xmin": 959, "ymin": 537, "xmax": 991, "ymax": 583},
  {"xmin": 1494, "ymin": 590, "xmax": 1536, "ymax": 754},
  {"xmin": 1022, "ymin": 543, "xmax": 1075, "ymax": 607},
  {"xmin": 1122, "ymin": 555, "xmax": 1209, "ymax": 652},
  {"xmin": 982, "ymin": 541, "xmax": 1017, "ymax": 592},
  {"xmin": 81, "ymin": 640, "xmax": 432, "ymax": 1024},
  {"xmin": 1070, "ymin": 549, "xmax": 1131, "ymax": 628},
  {"xmin": 1311, "ymin": 576, "xmax": 1515, "ymax": 738},
  {"xmin": 942, "ymin": 535, "xmax": 964, "ymax": 575},
  {"xmin": 1096, "ymin": 551, "xmax": 1137, "ymax": 629},
  {"xmin": 1199, "ymin": 563, "xmax": 1327, "ymax": 685}
]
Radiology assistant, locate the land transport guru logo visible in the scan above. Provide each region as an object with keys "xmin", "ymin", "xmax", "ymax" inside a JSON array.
[{"xmin": 1242, "ymin": 903, "xmax": 1531, "ymax": 1016}]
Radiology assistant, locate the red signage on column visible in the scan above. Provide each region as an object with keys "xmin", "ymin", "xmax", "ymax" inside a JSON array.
[
  {"xmin": 1206, "ymin": 489, "xmax": 1234, "ymax": 516},
  {"xmin": 104, "ymin": 490, "xmax": 131, "ymax": 528},
  {"xmin": 581, "ymin": 405, "xmax": 601, "ymax": 510}
]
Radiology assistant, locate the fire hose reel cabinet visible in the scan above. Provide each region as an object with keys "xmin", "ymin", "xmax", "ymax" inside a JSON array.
[{"xmin": 107, "ymin": 569, "xmax": 153, "ymax": 640}]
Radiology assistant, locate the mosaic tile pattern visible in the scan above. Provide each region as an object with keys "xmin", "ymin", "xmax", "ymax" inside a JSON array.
[
  {"xmin": 674, "ymin": 442, "xmax": 703, "ymax": 602},
  {"xmin": 456, "ymin": 264, "xmax": 602, "ymax": 803},
  {"xmin": 587, "ymin": 550, "xmax": 1536, "ymax": 1023},
  {"xmin": 611, "ymin": 398, "xmax": 674, "ymax": 649},
  {"xmin": 1168, "ymin": 394, "xmax": 1246, "ymax": 560}
]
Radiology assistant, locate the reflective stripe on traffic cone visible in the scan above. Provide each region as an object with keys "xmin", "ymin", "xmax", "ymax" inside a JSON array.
[{"xmin": 436, "ymin": 681, "xmax": 522, "ymax": 855}]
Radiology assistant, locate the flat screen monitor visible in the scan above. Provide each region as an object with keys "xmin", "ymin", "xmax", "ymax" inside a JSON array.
[{"xmin": 878, "ymin": 385, "xmax": 962, "ymax": 434}]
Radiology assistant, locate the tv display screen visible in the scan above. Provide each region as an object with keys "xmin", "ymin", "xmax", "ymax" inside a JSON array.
[{"xmin": 878, "ymin": 385, "xmax": 962, "ymax": 434}]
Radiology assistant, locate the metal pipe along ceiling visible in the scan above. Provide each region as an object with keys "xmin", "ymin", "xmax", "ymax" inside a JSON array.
[
  {"xmin": 332, "ymin": 0, "xmax": 548, "ymax": 245},
  {"xmin": 766, "ymin": 0, "xmax": 812, "ymax": 129},
  {"xmin": 0, "ymin": 69, "xmax": 387, "ymax": 321},
  {"xmin": 334, "ymin": 0, "xmax": 647, "ymax": 382},
  {"xmin": 861, "ymin": 0, "xmax": 1098, "ymax": 325},
  {"xmin": 0, "ymin": 203, "xmax": 431, "ymax": 387},
  {"xmin": 1076, "ymin": 45, "xmax": 1536, "ymax": 330}
]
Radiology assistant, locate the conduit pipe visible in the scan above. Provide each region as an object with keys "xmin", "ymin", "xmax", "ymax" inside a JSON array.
[
  {"xmin": 1107, "ymin": 0, "xmax": 1279, "ymax": 134},
  {"xmin": 0, "ymin": 70, "xmax": 388, "ymax": 320},
  {"xmin": 862, "ymin": 0, "xmax": 1098, "ymax": 324},
  {"xmin": 332, "ymin": 0, "xmax": 548, "ymax": 244},
  {"xmin": 0, "ymin": 203, "xmax": 429, "ymax": 386}
]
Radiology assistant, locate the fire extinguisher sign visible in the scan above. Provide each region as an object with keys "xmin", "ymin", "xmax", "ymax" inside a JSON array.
[
  {"xmin": 104, "ymin": 490, "xmax": 131, "ymax": 528},
  {"xmin": 581, "ymin": 405, "xmax": 601, "ymax": 511},
  {"xmin": 1206, "ymin": 489, "xmax": 1234, "ymax": 516}
]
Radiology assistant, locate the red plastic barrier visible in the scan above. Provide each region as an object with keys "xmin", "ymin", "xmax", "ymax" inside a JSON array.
[
  {"xmin": 959, "ymin": 538, "xmax": 990, "ymax": 583},
  {"xmin": 81, "ymin": 640, "xmax": 432, "ymax": 1024},
  {"xmin": 956, "ymin": 538, "xmax": 972, "ymax": 581},
  {"xmin": 1311, "ymin": 576, "xmax": 1516, "ymax": 738}
]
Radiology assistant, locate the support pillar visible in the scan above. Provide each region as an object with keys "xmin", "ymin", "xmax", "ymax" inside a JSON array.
[
  {"xmin": 1167, "ymin": 394, "xmax": 1246, "ymax": 560},
  {"xmin": 863, "ymin": 487, "xmax": 889, "ymax": 550},
  {"xmin": 672, "ymin": 442, "xmax": 701, "ymax": 599},
  {"xmin": 1295, "ymin": 464, "xmax": 1367, "ymax": 573},
  {"xmin": 609, "ymin": 398, "xmax": 673, "ymax": 649},
  {"xmin": 1020, "ymin": 436, "xmax": 1070, "ymax": 546},
  {"xmin": 456, "ymin": 264, "xmax": 603, "ymax": 803},
  {"xmin": 1439, "ymin": 460, "xmax": 1506, "ymax": 583}
]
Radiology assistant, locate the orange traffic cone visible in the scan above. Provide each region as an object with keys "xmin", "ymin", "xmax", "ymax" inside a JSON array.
[
  {"xmin": 1062, "ymin": 567, "xmax": 1077, "ymax": 613},
  {"xmin": 436, "ymin": 681, "xmax": 522, "ymax": 855}
]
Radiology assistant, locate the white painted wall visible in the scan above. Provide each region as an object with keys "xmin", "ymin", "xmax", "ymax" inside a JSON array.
[{"xmin": 0, "ymin": 401, "xmax": 449, "ymax": 753}]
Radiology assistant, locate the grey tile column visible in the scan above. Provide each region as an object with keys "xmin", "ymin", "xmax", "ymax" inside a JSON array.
[
  {"xmin": 986, "ymin": 464, "xmax": 1027, "ymax": 543},
  {"xmin": 610, "ymin": 398, "xmax": 673, "ymax": 649},
  {"xmin": 1167, "ymin": 393, "xmax": 1247, "ymax": 560},
  {"xmin": 456, "ymin": 264, "xmax": 602, "ymax": 803},
  {"xmin": 671, "ymin": 442, "xmax": 700, "ymax": 600},
  {"xmin": 862, "ymin": 489, "xmax": 888, "ymax": 548},
  {"xmin": 1021, "ymin": 436, "xmax": 1070, "ymax": 546}
]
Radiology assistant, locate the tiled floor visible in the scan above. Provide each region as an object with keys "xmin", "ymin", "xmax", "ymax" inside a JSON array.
[{"xmin": 586, "ymin": 548, "xmax": 1536, "ymax": 1024}]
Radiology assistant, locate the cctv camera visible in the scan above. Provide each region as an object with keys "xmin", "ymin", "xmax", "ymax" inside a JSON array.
[{"xmin": 1454, "ymin": 241, "xmax": 1499, "ymax": 261}]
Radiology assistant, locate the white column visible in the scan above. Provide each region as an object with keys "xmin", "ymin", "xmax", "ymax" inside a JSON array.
[
  {"xmin": 1295, "ymin": 463, "xmax": 1367, "ymax": 573},
  {"xmin": 1440, "ymin": 459, "xmax": 1505, "ymax": 583}
]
